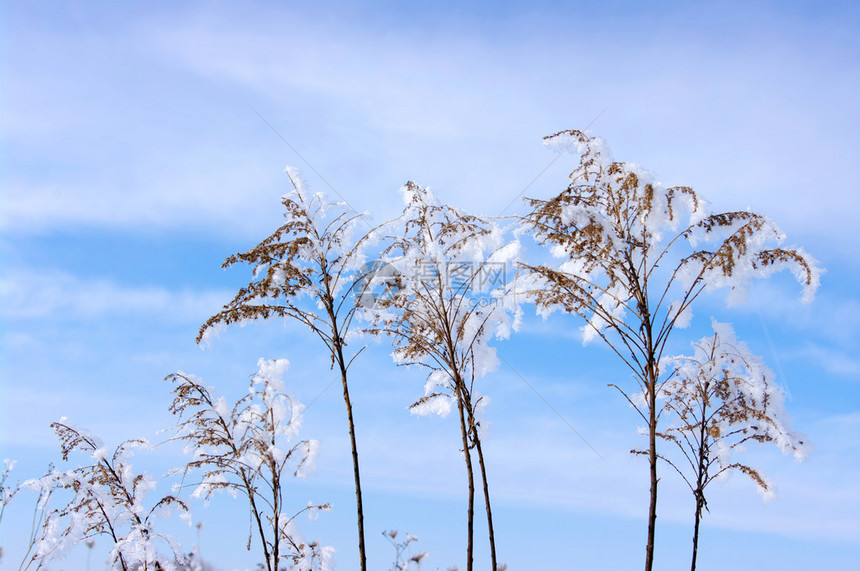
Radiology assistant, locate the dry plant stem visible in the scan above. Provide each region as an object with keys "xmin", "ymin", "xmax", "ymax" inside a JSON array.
[
  {"xmin": 467, "ymin": 398, "xmax": 497, "ymax": 571},
  {"xmin": 169, "ymin": 371, "xmax": 330, "ymax": 570},
  {"xmin": 442, "ymin": 301, "xmax": 487, "ymax": 571},
  {"xmin": 198, "ymin": 180, "xmax": 373, "ymax": 571},
  {"xmin": 454, "ymin": 368, "xmax": 498, "ymax": 571},
  {"xmin": 628, "ymin": 257, "xmax": 660, "ymax": 571},
  {"xmin": 90, "ymin": 495, "xmax": 128, "ymax": 571},
  {"xmin": 19, "ymin": 478, "xmax": 61, "ymax": 571},
  {"xmin": 33, "ymin": 422, "xmax": 187, "ymax": 570},
  {"xmin": 646, "ymin": 365, "xmax": 658, "ymax": 571},
  {"xmin": 321, "ymin": 256, "xmax": 367, "ymax": 570},
  {"xmin": 371, "ymin": 182, "xmax": 512, "ymax": 571},
  {"xmin": 209, "ymin": 391, "xmax": 273, "ymax": 569},
  {"xmin": 249, "ymin": 478, "xmax": 272, "ymax": 569},
  {"xmin": 522, "ymin": 129, "xmax": 818, "ymax": 571},
  {"xmin": 438, "ymin": 268, "xmax": 497, "ymax": 571},
  {"xmin": 444, "ymin": 311, "xmax": 475, "ymax": 571},
  {"xmin": 687, "ymin": 377, "xmax": 711, "ymax": 571},
  {"xmin": 690, "ymin": 392, "xmax": 709, "ymax": 571},
  {"xmin": 454, "ymin": 378, "xmax": 475, "ymax": 571},
  {"xmin": 654, "ymin": 326, "xmax": 805, "ymax": 571},
  {"xmin": 270, "ymin": 451, "xmax": 281, "ymax": 568},
  {"xmin": 332, "ymin": 324, "xmax": 366, "ymax": 571},
  {"xmin": 94, "ymin": 461, "xmax": 134, "ymax": 571}
]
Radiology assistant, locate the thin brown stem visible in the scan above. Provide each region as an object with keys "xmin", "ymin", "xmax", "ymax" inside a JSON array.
[
  {"xmin": 469, "ymin": 406, "xmax": 497, "ymax": 570},
  {"xmin": 455, "ymin": 378, "xmax": 475, "ymax": 571}
]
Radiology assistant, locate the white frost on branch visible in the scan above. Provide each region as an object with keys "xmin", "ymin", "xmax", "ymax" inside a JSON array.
[
  {"xmin": 21, "ymin": 423, "xmax": 186, "ymax": 569},
  {"xmin": 524, "ymin": 129, "xmax": 822, "ymax": 357},
  {"xmin": 660, "ymin": 321, "xmax": 807, "ymax": 502},
  {"xmin": 168, "ymin": 358, "xmax": 329, "ymax": 570}
]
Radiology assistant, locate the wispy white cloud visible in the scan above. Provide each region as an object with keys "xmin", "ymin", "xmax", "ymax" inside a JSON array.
[
  {"xmin": 1, "ymin": 4, "xmax": 857, "ymax": 567},
  {"xmin": 0, "ymin": 385, "xmax": 165, "ymax": 448},
  {"xmin": 146, "ymin": 5, "xmax": 860, "ymax": 240},
  {"xmin": 1, "ymin": 268, "xmax": 231, "ymax": 322},
  {"xmin": 2, "ymin": 2, "xmax": 857, "ymax": 249},
  {"xmin": 734, "ymin": 283, "xmax": 860, "ymax": 348},
  {"xmin": 787, "ymin": 344, "xmax": 860, "ymax": 378},
  {"xmin": 0, "ymin": 153, "xmax": 287, "ymax": 236}
]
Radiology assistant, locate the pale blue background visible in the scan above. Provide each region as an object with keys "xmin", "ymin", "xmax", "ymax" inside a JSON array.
[{"xmin": 2, "ymin": 1, "xmax": 858, "ymax": 569}]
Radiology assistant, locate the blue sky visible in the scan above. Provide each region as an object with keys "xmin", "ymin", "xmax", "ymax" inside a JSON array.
[{"xmin": 1, "ymin": 1, "xmax": 859, "ymax": 569}]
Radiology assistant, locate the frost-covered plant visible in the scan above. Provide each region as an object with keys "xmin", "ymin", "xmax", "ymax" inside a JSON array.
[
  {"xmin": 167, "ymin": 358, "xmax": 333, "ymax": 571},
  {"xmin": 520, "ymin": 129, "xmax": 820, "ymax": 571},
  {"xmin": 197, "ymin": 168, "xmax": 380, "ymax": 571},
  {"xmin": 366, "ymin": 182, "xmax": 519, "ymax": 571},
  {"xmin": 10, "ymin": 463, "xmax": 59, "ymax": 570},
  {"xmin": 20, "ymin": 421, "xmax": 186, "ymax": 570},
  {"xmin": 0, "ymin": 459, "xmax": 20, "ymax": 564},
  {"xmin": 0, "ymin": 459, "xmax": 18, "ymax": 529},
  {"xmin": 382, "ymin": 530, "xmax": 428, "ymax": 571},
  {"xmin": 174, "ymin": 550, "xmax": 215, "ymax": 571},
  {"xmin": 656, "ymin": 321, "xmax": 805, "ymax": 571}
]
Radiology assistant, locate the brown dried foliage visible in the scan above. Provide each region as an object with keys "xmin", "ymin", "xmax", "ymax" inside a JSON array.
[
  {"xmin": 366, "ymin": 181, "xmax": 502, "ymax": 571},
  {"xmin": 524, "ymin": 131, "xmax": 817, "ymax": 366},
  {"xmin": 195, "ymin": 175, "xmax": 378, "ymax": 570},
  {"xmin": 654, "ymin": 331, "xmax": 803, "ymax": 571},
  {"xmin": 368, "ymin": 182, "xmax": 498, "ymax": 372},
  {"xmin": 31, "ymin": 422, "xmax": 187, "ymax": 570},
  {"xmin": 522, "ymin": 129, "xmax": 817, "ymax": 571},
  {"xmin": 196, "ymin": 183, "xmax": 371, "ymax": 354},
  {"xmin": 166, "ymin": 372, "xmax": 327, "ymax": 571},
  {"xmin": 657, "ymin": 340, "xmax": 802, "ymax": 498}
]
